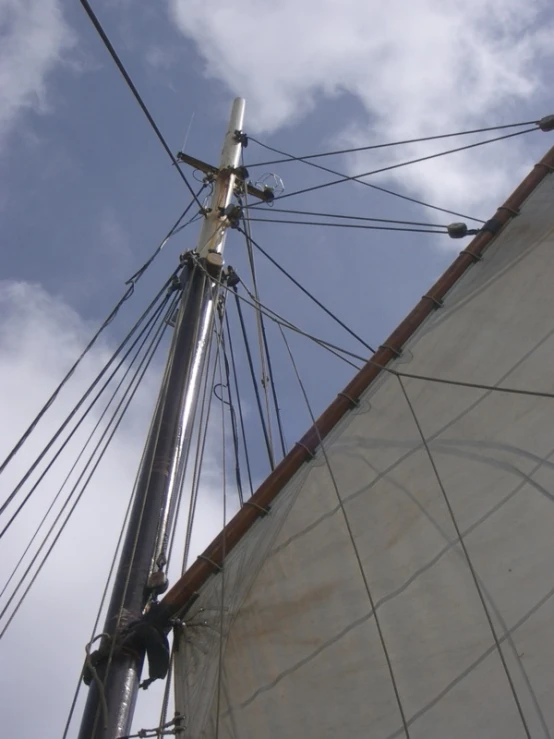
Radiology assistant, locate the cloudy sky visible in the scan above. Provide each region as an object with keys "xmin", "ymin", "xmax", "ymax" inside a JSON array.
[{"xmin": 1, "ymin": 1, "xmax": 553, "ymax": 737}]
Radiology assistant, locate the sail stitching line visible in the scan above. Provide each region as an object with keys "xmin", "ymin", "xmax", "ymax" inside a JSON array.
[
  {"xmin": 397, "ymin": 375, "xmax": 532, "ymax": 738},
  {"xmin": 279, "ymin": 326, "xmax": 412, "ymax": 739}
]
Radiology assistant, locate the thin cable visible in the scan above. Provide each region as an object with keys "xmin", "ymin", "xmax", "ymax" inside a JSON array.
[
  {"xmin": 246, "ymin": 218, "xmax": 448, "ymax": 234},
  {"xmin": 193, "ymin": 254, "xmax": 366, "ymax": 368},
  {"xmin": 390, "ymin": 368, "xmax": 554, "ymax": 400},
  {"xmin": 125, "ymin": 188, "xmax": 206, "ymax": 285},
  {"xmin": 251, "ymin": 128, "xmax": 539, "ymax": 204},
  {"xmin": 0, "ymin": 282, "xmax": 176, "ymax": 536},
  {"xmin": 248, "ymin": 141, "xmax": 482, "ymax": 224},
  {"xmin": 220, "ymin": 326, "xmax": 245, "ymax": 506},
  {"xmin": 248, "ymin": 120, "xmax": 540, "ymax": 166},
  {"xmin": 0, "ymin": 295, "xmax": 175, "ymax": 638},
  {"xmin": 396, "ymin": 375, "xmax": 531, "ymax": 739},
  {"xmin": 239, "ymin": 227, "xmax": 376, "ymax": 354},
  {"xmin": 232, "ymin": 286, "xmax": 275, "ymax": 470},
  {"xmin": 79, "ymin": 0, "xmax": 203, "ymax": 211},
  {"xmin": 279, "ymin": 326, "xmax": 411, "ymax": 738},
  {"xmin": 248, "ymin": 207, "xmax": 449, "ymax": 228},
  {"xmin": 181, "ymin": 319, "xmax": 225, "ymax": 573},
  {"xmin": 240, "ymin": 199, "xmax": 276, "ymax": 462},
  {"xmin": 239, "ymin": 190, "xmax": 286, "ymax": 458},
  {"xmin": 224, "ymin": 312, "xmax": 254, "ymax": 498}
]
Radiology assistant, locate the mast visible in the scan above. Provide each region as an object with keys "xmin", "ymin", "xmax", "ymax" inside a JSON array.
[{"xmin": 78, "ymin": 97, "xmax": 246, "ymax": 739}]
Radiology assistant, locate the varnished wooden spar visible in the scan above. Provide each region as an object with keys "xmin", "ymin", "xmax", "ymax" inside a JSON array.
[
  {"xmin": 157, "ymin": 143, "xmax": 554, "ymax": 625},
  {"xmin": 78, "ymin": 99, "xmax": 247, "ymax": 739}
]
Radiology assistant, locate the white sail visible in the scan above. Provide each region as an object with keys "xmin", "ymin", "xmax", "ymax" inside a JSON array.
[{"xmin": 173, "ymin": 169, "xmax": 554, "ymax": 738}]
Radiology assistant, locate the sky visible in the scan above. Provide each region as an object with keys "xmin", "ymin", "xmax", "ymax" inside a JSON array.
[{"xmin": 0, "ymin": 0, "xmax": 553, "ymax": 737}]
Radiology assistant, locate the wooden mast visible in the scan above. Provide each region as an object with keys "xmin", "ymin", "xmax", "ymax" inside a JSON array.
[{"xmin": 78, "ymin": 98, "xmax": 246, "ymax": 739}]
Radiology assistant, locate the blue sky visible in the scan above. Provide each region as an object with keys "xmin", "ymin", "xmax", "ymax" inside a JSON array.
[{"xmin": 1, "ymin": 0, "xmax": 553, "ymax": 736}]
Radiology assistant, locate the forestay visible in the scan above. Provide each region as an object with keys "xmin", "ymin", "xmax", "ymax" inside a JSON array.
[{"xmin": 173, "ymin": 171, "xmax": 554, "ymax": 738}]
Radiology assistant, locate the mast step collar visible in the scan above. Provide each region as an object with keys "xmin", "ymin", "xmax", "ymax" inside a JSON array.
[{"xmin": 206, "ymin": 251, "xmax": 224, "ymax": 278}]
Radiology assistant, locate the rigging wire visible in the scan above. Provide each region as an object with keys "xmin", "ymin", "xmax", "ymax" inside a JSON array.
[
  {"xmin": 248, "ymin": 139, "xmax": 482, "ymax": 223},
  {"xmin": 79, "ymin": 0, "xmax": 204, "ymax": 211},
  {"xmin": 231, "ymin": 285, "xmax": 276, "ymax": 470},
  {"xmin": 192, "ymin": 256, "xmax": 366, "ymax": 369},
  {"xmin": 0, "ymin": 279, "xmax": 178, "ymax": 537},
  {"xmin": 238, "ymin": 226, "xmax": 376, "ymax": 354},
  {"xmin": 279, "ymin": 325, "xmax": 411, "ymax": 739},
  {"xmin": 239, "ymin": 190, "xmax": 287, "ymax": 458},
  {"xmin": 0, "ymin": 293, "xmax": 177, "ymax": 638},
  {"xmin": 125, "ymin": 187, "xmax": 206, "ymax": 285},
  {"xmin": 247, "ymin": 127, "xmax": 539, "ymax": 205},
  {"xmin": 396, "ymin": 375, "xmax": 532, "ymax": 739},
  {"xmin": 238, "ymin": 191, "xmax": 277, "ymax": 463},
  {"xmin": 224, "ymin": 312, "xmax": 254, "ymax": 498},
  {"xmin": 246, "ymin": 218, "xmax": 447, "ymax": 234},
  {"xmin": 248, "ymin": 120, "xmax": 541, "ymax": 167},
  {"xmin": 219, "ymin": 324, "xmax": 245, "ymax": 507},
  {"xmin": 181, "ymin": 317, "xmax": 225, "ymax": 573},
  {"xmin": 246, "ymin": 207, "xmax": 449, "ymax": 229}
]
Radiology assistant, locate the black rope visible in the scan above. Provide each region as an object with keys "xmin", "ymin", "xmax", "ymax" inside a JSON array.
[
  {"xmin": 239, "ymin": 227, "xmax": 376, "ymax": 354},
  {"xmin": 0, "ymin": 274, "xmax": 178, "ymax": 534},
  {"xmin": 239, "ymin": 205, "xmax": 288, "ymax": 459},
  {"xmin": 248, "ymin": 120, "xmax": 541, "ymax": 167},
  {"xmin": 249, "ymin": 127, "xmax": 539, "ymax": 204},
  {"xmin": 1, "ymin": 293, "xmax": 176, "ymax": 637},
  {"xmin": 247, "ymin": 140, "xmax": 482, "ymax": 223},
  {"xmin": 246, "ymin": 218, "xmax": 446, "ymax": 234},
  {"xmin": 232, "ymin": 286, "xmax": 275, "ymax": 470},
  {"xmin": 220, "ymin": 325, "xmax": 245, "ymax": 507},
  {"xmin": 224, "ymin": 312, "xmax": 254, "ymax": 498},
  {"xmin": 79, "ymin": 0, "xmax": 203, "ymax": 211},
  {"xmin": 247, "ymin": 207, "xmax": 448, "ymax": 229}
]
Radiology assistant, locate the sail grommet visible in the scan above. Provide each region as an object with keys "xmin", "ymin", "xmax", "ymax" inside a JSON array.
[
  {"xmin": 338, "ymin": 392, "xmax": 360, "ymax": 408},
  {"xmin": 296, "ymin": 441, "xmax": 315, "ymax": 459},
  {"xmin": 421, "ymin": 294, "xmax": 443, "ymax": 309},
  {"xmin": 244, "ymin": 501, "xmax": 271, "ymax": 516},
  {"xmin": 379, "ymin": 344, "xmax": 403, "ymax": 358},
  {"xmin": 197, "ymin": 554, "xmax": 223, "ymax": 572}
]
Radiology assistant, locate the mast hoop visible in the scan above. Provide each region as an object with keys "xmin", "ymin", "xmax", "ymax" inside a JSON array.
[
  {"xmin": 295, "ymin": 441, "xmax": 316, "ymax": 459},
  {"xmin": 197, "ymin": 555, "xmax": 223, "ymax": 572},
  {"xmin": 243, "ymin": 500, "xmax": 271, "ymax": 516},
  {"xmin": 421, "ymin": 293, "xmax": 444, "ymax": 309},
  {"xmin": 337, "ymin": 392, "xmax": 360, "ymax": 408},
  {"xmin": 379, "ymin": 343, "xmax": 403, "ymax": 358}
]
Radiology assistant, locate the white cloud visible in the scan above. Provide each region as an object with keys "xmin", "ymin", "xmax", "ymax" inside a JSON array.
[
  {"xmin": 169, "ymin": 0, "xmax": 554, "ymax": 212},
  {"xmin": 0, "ymin": 0, "xmax": 75, "ymax": 147},
  {"xmin": 0, "ymin": 281, "xmax": 223, "ymax": 737}
]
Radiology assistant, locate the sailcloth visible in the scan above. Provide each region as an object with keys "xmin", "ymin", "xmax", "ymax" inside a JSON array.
[{"xmin": 173, "ymin": 169, "xmax": 554, "ymax": 738}]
